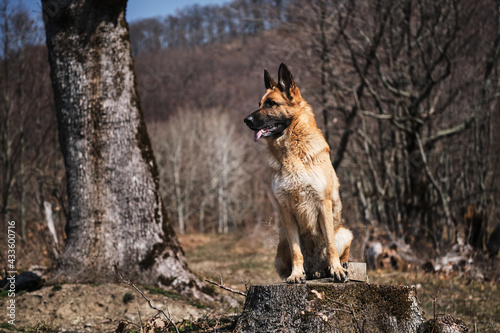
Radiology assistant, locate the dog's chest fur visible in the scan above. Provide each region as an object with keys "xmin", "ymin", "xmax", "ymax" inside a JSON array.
[
  {"xmin": 271, "ymin": 162, "xmax": 328, "ymax": 205},
  {"xmin": 267, "ymin": 123, "xmax": 333, "ymax": 233}
]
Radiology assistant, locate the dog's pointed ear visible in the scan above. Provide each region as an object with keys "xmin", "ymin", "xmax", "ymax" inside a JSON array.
[
  {"xmin": 264, "ymin": 69, "xmax": 276, "ymax": 90},
  {"xmin": 277, "ymin": 63, "xmax": 299, "ymax": 100}
]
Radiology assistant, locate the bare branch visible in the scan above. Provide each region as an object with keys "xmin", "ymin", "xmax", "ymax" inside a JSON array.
[
  {"xmin": 425, "ymin": 116, "xmax": 475, "ymax": 145},
  {"xmin": 205, "ymin": 274, "xmax": 247, "ymax": 297},
  {"xmin": 415, "ymin": 133, "xmax": 453, "ymax": 228},
  {"xmin": 113, "ymin": 263, "xmax": 180, "ymax": 333}
]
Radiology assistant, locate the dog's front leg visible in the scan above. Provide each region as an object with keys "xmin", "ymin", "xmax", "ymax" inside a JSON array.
[
  {"xmin": 279, "ymin": 206, "xmax": 305, "ymax": 284},
  {"xmin": 319, "ymin": 199, "xmax": 347, "ymax": 282}
]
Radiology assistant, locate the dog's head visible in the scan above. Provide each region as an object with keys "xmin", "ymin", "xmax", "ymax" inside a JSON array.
[{"xmin": 244, "ymin": 63, "xmax": 304, "ymax": 142}]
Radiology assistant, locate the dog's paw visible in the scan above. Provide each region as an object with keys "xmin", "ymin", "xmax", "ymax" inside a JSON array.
[
  {"xmin": 286, "ymin": 272, "xmax": 306, "ymax": 284},
  {"xmin": 328, "ymin": 262, "xmax": 348, "ymax": 283}
]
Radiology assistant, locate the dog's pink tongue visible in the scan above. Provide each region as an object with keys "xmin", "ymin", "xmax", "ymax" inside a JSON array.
[{"xmin": 254, "ymin": 129, "xmax": 264, "ymax": 142}]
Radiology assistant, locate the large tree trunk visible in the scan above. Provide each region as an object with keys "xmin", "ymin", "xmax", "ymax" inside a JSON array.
[{"xmin": 42, "ymin": 0, "xmax": 205, "ymax": 298}]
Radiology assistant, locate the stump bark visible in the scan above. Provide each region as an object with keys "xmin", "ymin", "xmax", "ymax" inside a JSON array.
[{"xmin": 234, "ymin": 282, "xmax": 425, "ymax": 333}]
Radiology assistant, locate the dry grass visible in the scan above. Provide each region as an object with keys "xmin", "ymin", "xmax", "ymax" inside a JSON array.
[
  {"xmin": 179, "ymin": 228, "xmax": 278, "ymax": 295},
  {"xmin": 369, "ymin": 271, "xmax": 500, "ymax": 332},
  {"xmin": 178, "ymin": 229, "xmax": 500, "ymax": 332}
]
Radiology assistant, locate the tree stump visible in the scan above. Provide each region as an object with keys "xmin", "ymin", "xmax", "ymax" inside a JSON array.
[{"xmin": 234, "ymin": 281, "xmax": 425, "ymax": 332}]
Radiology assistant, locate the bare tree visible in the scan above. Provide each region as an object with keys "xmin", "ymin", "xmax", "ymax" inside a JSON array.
[
  {"xmin": 280, "ymin": 0, "xmax": 500, "ymax": 252},
  {"xmin": 41, "ymin": 0, "xmax": 207, "ymax": 298},
  {"xmin": 129, "ymin": 17, "xmax": 165, "ymax": 56},
  {"xmin": 340, "ymin": 0, "xmax": 500, "ymax": 249},
  {"xmin": 150, "ymin": 112, "xmax": 200, "ymax": 234},
  {"xmin": 150, "ymin": 109, "xmax": 253, "ymax": 234},
  {"xmin": 128, "ymin": 0, "xmax": 284, "ymax": 52},
  {"xmin": 0, "ymin": 0, "xmax": 50, "ymax": 240}
]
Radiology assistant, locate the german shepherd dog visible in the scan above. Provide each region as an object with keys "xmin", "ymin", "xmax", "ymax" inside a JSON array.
[{"xmin": 244, "ymin": 64, "xmax": 353, "ymax": 283}]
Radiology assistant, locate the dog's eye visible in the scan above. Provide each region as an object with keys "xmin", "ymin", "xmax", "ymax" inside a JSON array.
[{"xmin": 265, "ymin": 99, "xmax": 278, "ymax": 108}]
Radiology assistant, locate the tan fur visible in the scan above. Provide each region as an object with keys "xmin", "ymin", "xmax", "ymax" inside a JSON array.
[{"xmin": 245, "ymin": 64, "xmax": 353, "ymax": 283}]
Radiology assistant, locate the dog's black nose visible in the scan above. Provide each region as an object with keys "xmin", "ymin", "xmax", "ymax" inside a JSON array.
[{"xmin": 244, "ymin": 115, "xmax": 254, "ymax": 125}]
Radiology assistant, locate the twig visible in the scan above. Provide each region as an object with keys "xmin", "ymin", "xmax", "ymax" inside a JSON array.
[
  {"xmin": 113, "ymin": 263, "xmax": 180, "ymax": 333},
  {"xmin": 211, "ymin": 305, "xmax": 233, "ymax": 331},
  {"xmin": 105, "ymin": 317, "xmax": 141, "ymax": 332},
  {"xmin": 205, "ymin": 274, "xmax": 247, "ymax": 296},
  {"xmin": 136, "ymin": 306, "xmax": 143, "ymax": 330},
  {"xmin": 431, "ymin": 288, "xmax": 441, "ymax": 333}
]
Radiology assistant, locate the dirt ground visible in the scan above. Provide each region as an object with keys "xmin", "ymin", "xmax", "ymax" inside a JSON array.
[{"xmin": 4, "ymin": 283, "xmax": 209, "ymax": 332}]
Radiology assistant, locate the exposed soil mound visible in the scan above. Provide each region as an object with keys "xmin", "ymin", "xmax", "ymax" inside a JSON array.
[{"xmin": 11, "ymin": 283, "xmax": 208, "ymax": 332}]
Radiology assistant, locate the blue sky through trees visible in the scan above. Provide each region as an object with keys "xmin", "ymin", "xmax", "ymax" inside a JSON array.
[{"xmin": 19, "ymin": 0, "xmax": 228, "ymax": 22}]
